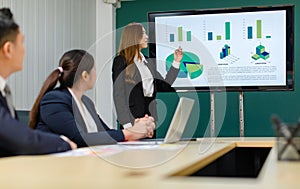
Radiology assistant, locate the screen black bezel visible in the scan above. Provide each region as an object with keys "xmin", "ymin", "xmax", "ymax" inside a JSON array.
[{"xmin": 148, "ymin": 5, "xmax": 294, "ymax": 92}]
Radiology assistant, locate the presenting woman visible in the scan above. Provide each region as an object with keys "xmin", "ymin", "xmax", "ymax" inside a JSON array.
[
  {"xmin": 112, "ymin": 22, "xmax": 183, "ymax": 130},
  {"xmin": 30, "ymin": 49, "xmax": 155, "ymax": 147}
]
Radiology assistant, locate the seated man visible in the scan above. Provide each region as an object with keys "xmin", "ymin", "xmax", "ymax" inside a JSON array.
[{"xmin": 0, "ymin": 8, "xmax": 77, "ymax": 157}]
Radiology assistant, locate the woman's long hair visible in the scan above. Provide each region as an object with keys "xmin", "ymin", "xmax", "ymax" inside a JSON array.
[
  {"xmin": 29, "ymin": 49, "xmax": 94, "ymax": 129},
  {"xmin": 118, "ymin": 22, "xmax": 144, "ymax": 83}
]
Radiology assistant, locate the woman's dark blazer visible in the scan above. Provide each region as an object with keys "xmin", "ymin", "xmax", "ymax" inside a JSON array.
[
  {"xmin": 36, "ymin": 88, "xmax": 124, "ymax": 147},
  {"xmin": 112, "ymin": 55, "xmax": 179, "ymax": 126}
]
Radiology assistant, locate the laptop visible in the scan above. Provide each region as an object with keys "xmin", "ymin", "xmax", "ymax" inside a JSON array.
[{"xmin": 118, "ymin": 97, "xmax": 195, "ymax": 145}]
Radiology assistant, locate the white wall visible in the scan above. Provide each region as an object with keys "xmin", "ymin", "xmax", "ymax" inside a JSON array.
[
  {"xmin": 94, "ymin": 1, "xmax": 117, "ymax": 128},
  {"xmin": 0, "ymin": 0, "xmax": 116, "ymax": 127}
]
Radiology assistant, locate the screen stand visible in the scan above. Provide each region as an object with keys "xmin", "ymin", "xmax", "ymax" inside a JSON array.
[
  {"xmin": 210, "ymin": 92, "xmax": 215, "ymax": 137},
  {"xmin": 239, "ymin": 91, "xmax": 245, "ymax": 137}
]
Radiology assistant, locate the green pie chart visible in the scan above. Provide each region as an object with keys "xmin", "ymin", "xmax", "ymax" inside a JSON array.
[{"xmin": 166, "ymin": 51, "xmax": 203, "ymax": 79}]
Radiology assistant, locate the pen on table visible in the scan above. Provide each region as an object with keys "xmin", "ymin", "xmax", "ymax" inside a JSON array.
[{"xmin": 181, "ymin": 138, "xmax": 197, "ymax": 141}]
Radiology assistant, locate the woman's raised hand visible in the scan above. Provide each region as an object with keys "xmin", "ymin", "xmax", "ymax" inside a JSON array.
[{"xmin": 174, "ymin": 46, "xmax": 183, "ymax": 62}]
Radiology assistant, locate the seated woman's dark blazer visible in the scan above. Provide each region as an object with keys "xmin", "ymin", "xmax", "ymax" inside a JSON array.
[{"xmin": 36, "ymin": 88, "xmax": 124, "ymax": 148}]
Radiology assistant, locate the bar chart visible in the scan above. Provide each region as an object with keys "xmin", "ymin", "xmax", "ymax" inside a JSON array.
[
  {"xmin": 169, "ymin": 26, "xmax": 192, "ymax": 42},
  {"xmin": 207, "ymin": 22, "xmax": 231, "ymax": 41},
  {"xmin": 245, "ymin": 19, "xmax": 272, "ymax": 40}
]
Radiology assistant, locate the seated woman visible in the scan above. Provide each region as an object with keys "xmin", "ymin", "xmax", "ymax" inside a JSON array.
[{"xmin": 29, "ymin": 49, "xmax": 155, "ymax": 147}]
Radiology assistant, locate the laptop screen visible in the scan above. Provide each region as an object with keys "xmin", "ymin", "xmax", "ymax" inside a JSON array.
[{"xmin": 164, "ymin": 97, "xmax": 195, "ymax": 143}]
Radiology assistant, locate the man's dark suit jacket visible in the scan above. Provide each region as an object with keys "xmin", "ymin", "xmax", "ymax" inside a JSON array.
[
  {"xmin": 112, "ymin": 55, "xmax": 179, "ymax": 126},
  {"xmin": 36, "ymin": 88, "xmax": 124, "ymax": 148},
  {"xmin": 0, "ymin": 93, "xmax": 71, "ymax": 157}
]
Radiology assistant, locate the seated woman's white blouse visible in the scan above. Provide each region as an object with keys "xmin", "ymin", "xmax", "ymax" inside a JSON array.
[{"xmin": 68, "ymin": 88, "xmax": 98, "ymax": 133}]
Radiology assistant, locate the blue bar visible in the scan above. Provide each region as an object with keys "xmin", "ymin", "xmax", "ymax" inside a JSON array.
[
  {"xmin": 222, "ymin": 47, "xmax": 227, "ymax": 57},
  {"xmin": 170, "ymin": 34, "xmax": 175, "ymax": 42},
  {"xmin": 248, "ymin": 26, "xmax": 253, "ymax": 39},
  {"xmin": 208, "ymin": 32, "xmax": 213, "ymax": 41}
]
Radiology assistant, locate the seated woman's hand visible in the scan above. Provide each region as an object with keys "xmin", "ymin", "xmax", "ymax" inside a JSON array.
[{"xmin": 123, "ymin": 115, "xmax": 155, "ymax": 141}]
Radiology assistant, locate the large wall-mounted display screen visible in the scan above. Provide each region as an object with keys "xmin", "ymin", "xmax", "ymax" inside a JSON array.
[{"xmin": 148, "ymin": 5, "xmax": 294, "ymax": 91}]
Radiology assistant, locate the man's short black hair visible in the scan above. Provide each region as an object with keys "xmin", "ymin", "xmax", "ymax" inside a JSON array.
[{"xmin": 0, "ymin": 8, "xmax": 19, "ymax": 48}]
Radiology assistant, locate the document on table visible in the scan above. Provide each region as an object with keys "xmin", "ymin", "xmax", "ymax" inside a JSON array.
[{"xmin": 52, "ymin": 143, "xmax": 185, "ymax": 157}]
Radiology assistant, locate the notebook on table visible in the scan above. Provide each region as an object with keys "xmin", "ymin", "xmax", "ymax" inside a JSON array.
[{"xmin": 118, "ymin": 97, "xmax": 195, "ymax": 145}]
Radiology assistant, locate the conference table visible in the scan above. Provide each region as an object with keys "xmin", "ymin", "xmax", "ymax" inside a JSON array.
[{"xmin": 0, "ymin": 137, "xmax": 299, "ymax": 189}]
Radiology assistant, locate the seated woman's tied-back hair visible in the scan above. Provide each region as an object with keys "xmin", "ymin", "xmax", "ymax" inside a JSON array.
[
  {"xmin": 29, "ymin": 49, "xmax": 94, "ymax": 129},
  {"xmin": 57, "ymin": 66, "xmax": 63, "ymax": 73}
]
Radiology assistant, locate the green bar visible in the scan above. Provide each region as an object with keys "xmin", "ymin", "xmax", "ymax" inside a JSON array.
[
  {"xmin": 217, "ymin": 35, "xmax": 222, "ymax": 40},
  {"xmin": 187, "ymin": 31, "xmax": 192, "ymax": 41},
  {"xmin": 257, "ymin": 20, "xmax": 262, "ymax": 39},
  {"xmin": 225, "ymin": 22, "xmax": 230, "ymax": 40},
  {"xmin": 178, "ymin": 27, "xmax": 183, "ymax": 41},
  {"xmin": 266, "ymin": 36, "xmax": 271, "ymax": 39}
]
